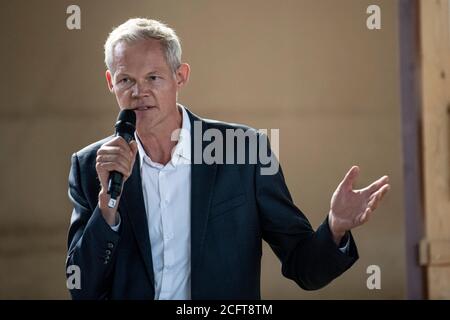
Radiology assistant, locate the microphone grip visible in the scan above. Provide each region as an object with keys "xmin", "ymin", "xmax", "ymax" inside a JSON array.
[
  {"xmin": 107, "ymin": 171, "xmax": 123, "ymax": 207},
  {"xmin": 106, "ymin": 132, "xmax": 135, "ymax": 208}
]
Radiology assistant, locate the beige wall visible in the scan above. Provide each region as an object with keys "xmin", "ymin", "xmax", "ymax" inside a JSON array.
[{"xmin": 0, "ymin": 0, "xmax": 405, "ymax": 299}]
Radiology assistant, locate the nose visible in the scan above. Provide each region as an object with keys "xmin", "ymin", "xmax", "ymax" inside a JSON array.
[{"xmin": 131, "ymin": 81, "xmax": 150, "ymax": 99}]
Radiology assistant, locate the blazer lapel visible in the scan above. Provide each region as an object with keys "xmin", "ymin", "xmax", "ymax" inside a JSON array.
[
  {"xmin": 119, "ymin": 156, "xmax": 155, "ymax": 290},
  {"xmin": 186, "ymin": 108, "xmax": 217, "ymax": 298}
]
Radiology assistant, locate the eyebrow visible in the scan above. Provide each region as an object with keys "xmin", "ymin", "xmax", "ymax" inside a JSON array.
[
  {"xmin": 145, "ymin": 69, "xmax": 163, "ymax": 76},
  {"xmin": 114, "ymin": 71, "xmax": 130, "ymax": 80},
  {"xmin": 115, "ymin": 70, "xmax": 161, "ymax": 78}
]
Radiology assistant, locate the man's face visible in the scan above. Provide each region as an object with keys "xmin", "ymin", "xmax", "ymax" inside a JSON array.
[{"xmin": 106, "ymin": 39, "xmax": 188, "ymax": 134}]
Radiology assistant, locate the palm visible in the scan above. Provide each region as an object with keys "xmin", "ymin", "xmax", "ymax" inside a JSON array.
[{"xmin": 329, "ymin": 166, "xmax": 390, "ymax": 234}]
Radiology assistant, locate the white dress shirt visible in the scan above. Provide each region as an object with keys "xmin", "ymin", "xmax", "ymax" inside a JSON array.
[{"xmin": 112, "ymin": 104, "xmax": 191, "ymax": 300}]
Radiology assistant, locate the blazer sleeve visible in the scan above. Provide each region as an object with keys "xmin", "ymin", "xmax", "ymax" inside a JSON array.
[
  {"xmin": 255, "ymin": 134, "xmax": 359, "ymax": 290},
  {"xmin": 66, "ymin": 153, "xmax": 120, "ymax": 299}
]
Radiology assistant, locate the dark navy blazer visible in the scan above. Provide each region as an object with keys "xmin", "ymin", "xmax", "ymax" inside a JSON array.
[{"xmin": 66, "ymin": 108, "xmax": 358, "ymax": 299}]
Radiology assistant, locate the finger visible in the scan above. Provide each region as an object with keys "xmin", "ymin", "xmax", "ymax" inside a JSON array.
[
  {"xmin": 97, "ymin": 145, "xmax": 133, "ymax": 158},
  {"xmin": 97, "ymin": 146, "xmax": 120, "ymax": 154},
  {"xmin": 105, "ymin": 136, "xmax": 128, "ymax": 147},
  {"xmin": 362, "ymin": 175, "xmax": 389, "ymax": 195},
  {"xmin": 96, "ymin": 154, "xmax": 131, "ymax": 169},
  {"xmin": 102, "ymin": 137, "xmax": 134, "ymax": 156},
  {"xmin": 114, "ymin": 136, "xmax": 134, "ymax": 153},
  {"xmin": 359, "ymin": 207, "xmax": 372, "ymax": 224},
  {"xmin": 368, "ymin": 183, "xmax": 390, "ymax": 202},
  {"xmin": 368, "ymin": 194, "xmax": 380, "ymax": 211},
  {"xmin": 368, "ymin": 184, "xmax": 390, "ymax": 210},
  {"xmin": 368, "ymin": 189, "xmax": 382, "ymax": 210},
  {"xmin": 339, "ymin": 165, "xmax": 360, "ymax": 191},
  {"xmin": 129, "ymin": 140, "xmax": 138, "ymax": 157},
  {"xmin": 99, "ymin": 162, "xmax": 130, "ymax": 178},
  {"xmin": 129, "ymin": 141, "xmax": 138, "ymax": 169},
  {"xmin": 97, "ymin": 146, "xmax": 123, "ymax": 155}
]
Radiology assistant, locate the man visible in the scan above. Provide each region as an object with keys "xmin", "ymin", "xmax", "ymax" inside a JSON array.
[{"xmin": 66, "ymin": 18, "xmax": 390, "ymax": 299}]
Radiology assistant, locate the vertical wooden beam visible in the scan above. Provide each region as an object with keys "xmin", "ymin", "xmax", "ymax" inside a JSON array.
[
  {"xmin": 420, "ymin": 0, "xmax": 450, "ymax": 299},
  {"xmin": 399, "ymin": 0, "xmax": 425, "ymax": 300}
]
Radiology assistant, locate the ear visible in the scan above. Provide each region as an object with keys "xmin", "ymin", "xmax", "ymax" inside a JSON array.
[
  {"xmin": 105, "ymin": 70, "xmax": 114, "ymax": 93},
  {"xmin": 175, "ymin": 63, "xmax": 190, "ymax": 88}
]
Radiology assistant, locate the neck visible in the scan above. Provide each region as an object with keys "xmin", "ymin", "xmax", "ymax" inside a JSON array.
[{"xmin": 137, "ymin": 106, "xmax": 183, "ymax": 165}]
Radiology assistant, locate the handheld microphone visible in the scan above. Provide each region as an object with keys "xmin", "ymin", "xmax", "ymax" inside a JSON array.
[{"xmin": 107, "ymin": 109, "xmax": 136, "ymax": 208}]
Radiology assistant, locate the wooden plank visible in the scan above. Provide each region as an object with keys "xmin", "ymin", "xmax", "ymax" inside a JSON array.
[
  {"xmin": 420, "ymin": 239, "xmax": 450, "ymax": 265},
  {"xmin": 420, "ymin": 0, "xmax": 450, "ymax": 299}
]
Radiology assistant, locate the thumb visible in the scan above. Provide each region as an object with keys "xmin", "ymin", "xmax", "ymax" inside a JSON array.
[
  {"xmin": 129, "ymin": 140, "xmax": 138, "ymax": 157},
  {"xmin": 340, "ymin": 165, "xmax": 360, "ymax": 191}
]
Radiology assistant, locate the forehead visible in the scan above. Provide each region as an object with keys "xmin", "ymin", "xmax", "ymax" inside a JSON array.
[{"xmin": 112, "ymin": 38, "xmax": 168, "ymax": 73}]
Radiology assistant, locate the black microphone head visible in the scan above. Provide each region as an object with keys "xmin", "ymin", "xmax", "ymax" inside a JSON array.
[{"xmin": 115, "ymin": 109, "xmax": 136, "ymax": 141}]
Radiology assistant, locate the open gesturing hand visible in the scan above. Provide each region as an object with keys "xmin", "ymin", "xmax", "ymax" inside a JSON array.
[{"xmin": 328, "ymin": 166, "xmax": 390, "ymax": 244}]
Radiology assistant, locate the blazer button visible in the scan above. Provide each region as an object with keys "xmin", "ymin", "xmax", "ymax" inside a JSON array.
[
  {"xmin": 105, "ymin": 249, "xmax": 111, "ymax": 255},
  {"xmin": 107, "ymin": 242, "xmax": 114, "ymax": 249}
]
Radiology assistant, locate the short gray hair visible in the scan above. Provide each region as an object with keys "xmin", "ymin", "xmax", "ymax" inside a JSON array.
[{"xmin": 104, "ymin": 18, "xmax": 182, "ymax": 73}]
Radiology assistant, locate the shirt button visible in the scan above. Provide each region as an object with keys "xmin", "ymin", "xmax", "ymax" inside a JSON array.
[{"xmin": 107, "ymin": 242, "xmax": 114, "ymax": 249}]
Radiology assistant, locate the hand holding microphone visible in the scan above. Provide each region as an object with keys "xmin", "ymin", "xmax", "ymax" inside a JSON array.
[{"xmin": 96, "ymin": 109, "xmax": 137, "ymax": 226}]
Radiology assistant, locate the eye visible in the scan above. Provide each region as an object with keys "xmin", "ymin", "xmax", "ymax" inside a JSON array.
[
  {"xmin": 148, "ymin": 75, "xmax": 158, "ymax": 81},
  {"xmin": 119, "ymin": 78, "xmax": 130, "ymax": 84}
]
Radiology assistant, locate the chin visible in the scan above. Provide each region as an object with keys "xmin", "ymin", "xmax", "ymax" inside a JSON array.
[{"xmin": 136, "ymin": 112, "xmax": 162, "ymax": 132}]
